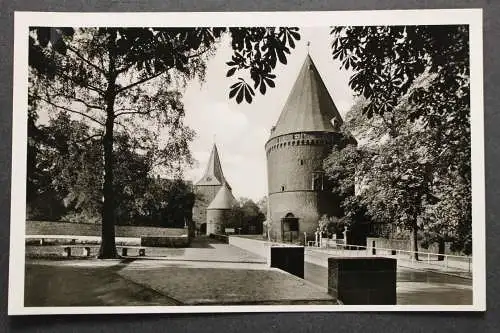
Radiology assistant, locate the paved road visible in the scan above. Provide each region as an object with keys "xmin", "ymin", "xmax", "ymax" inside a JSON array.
[
  {"xmin": 25, "ymin": 237, "xmax": 472, "ymax": 306},
  {"xmin": 304, "ymin": 261, "xmax": 472, "ymax": 305}
]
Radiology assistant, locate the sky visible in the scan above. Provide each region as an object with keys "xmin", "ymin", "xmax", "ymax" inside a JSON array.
[{"xmin": 182, "ymin": 27, "xmax": 356, "ymax": 201}]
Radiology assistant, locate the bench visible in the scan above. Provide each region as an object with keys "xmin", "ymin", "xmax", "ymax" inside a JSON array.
[
  {"xmin": 119, "ymin": 246, "xmax": 146, "ymax": 257},
  {"xmin": 62, "ymin": 246, "xmax": 92, "ymax": 257},
  {"xmin": 61, "ymin": 246, "xmax": 146, "ymax": 257}
]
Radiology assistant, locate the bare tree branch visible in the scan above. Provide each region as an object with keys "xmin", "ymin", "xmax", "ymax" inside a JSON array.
[
  {"xmin": 115, "ymin": 108, "xmax": 152, "ymax": 117},
  {"xmin": 115, "ymin": 47, "xmax": 209, "ymax": 95},
  {"xmin": 67, "ymin": 45, "xmax": 107, "ymax": 76},
  {"xmin": 116, "ymin": 70, "xmax": 168, "ymax": 95},
  {"xmin": 57, "ymin": 70, "xmax": 106, "ymax": 96},
  {"xmin": 116, "ymin": 62, "xmax": 136, "ymax": 75},
  {"xmin": 73, "ymin": 133, "xmax": 103, "ymax": 143},
  {"xmin": 72, "ymin": 96, "xmax": 105, "ymax": 111},
  {"xmin": 52, "ymin": 93, "xmax": 104, "ymax": 111},
  {"xmin": 187, "ymin": 47, "xmax": 210, "ymax": 59},
  {"xmin": 35, "ymin": 95, "xmax": 105, "ymax": 126}
]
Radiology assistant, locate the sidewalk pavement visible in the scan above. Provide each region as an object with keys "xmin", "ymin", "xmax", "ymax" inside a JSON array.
[{"xmin": 304, "ymin": 247, "xmax": 472, "ymax": 279}]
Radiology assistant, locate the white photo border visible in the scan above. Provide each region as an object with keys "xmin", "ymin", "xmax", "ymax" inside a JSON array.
[{"xmin": 9, "ymin": 9, "xmax": 485, "ymax": 315}]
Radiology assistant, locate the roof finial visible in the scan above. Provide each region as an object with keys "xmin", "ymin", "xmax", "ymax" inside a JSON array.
[
  {"xmin": 307, "ymin": 41, "xmax": 311, "ymax": 54},
  {"xmin": 213, "ymin": 133, "xmax": 216, "ymax": 144}
]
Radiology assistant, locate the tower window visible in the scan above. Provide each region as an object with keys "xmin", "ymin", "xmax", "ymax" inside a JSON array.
[
  {"xmin": 281, "ymin": 185, "xmax": 285, "ymax": 192},
  {"xmin": 312, "ymin": 172, "xmax": 325, "ymax": 191},
  {"xmin": 299, "ymin": 159, "xmax": 304, "ymax": 165}
]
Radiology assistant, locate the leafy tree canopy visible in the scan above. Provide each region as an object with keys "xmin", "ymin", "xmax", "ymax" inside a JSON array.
[
  {"xmin": 326, "ymin": 25, "xmax": 471, "ymax": 256},
  {"xmin": 30, "ymin": 27, "xmax": 300, "ymax": 104}
]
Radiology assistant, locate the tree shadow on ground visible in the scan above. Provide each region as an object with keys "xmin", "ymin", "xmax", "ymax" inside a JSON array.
[{"xmin": 24, "ymin": 257, "xmax": 180, "ymax": 307}]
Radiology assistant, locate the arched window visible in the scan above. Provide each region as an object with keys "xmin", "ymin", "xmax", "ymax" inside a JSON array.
[{"xmin": 311, "ymin": 171, "xmax": 325, "ymax": 191}]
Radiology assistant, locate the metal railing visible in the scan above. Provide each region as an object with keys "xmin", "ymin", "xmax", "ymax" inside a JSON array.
[{"xmin": 305, "ymin": 242, "xmax": 472, "ymax": 274}]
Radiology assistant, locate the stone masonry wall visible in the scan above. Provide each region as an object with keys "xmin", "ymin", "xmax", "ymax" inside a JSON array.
[
  {"xmin": 192, "ymin": 184, "xmax": 221, "ymax": 230},
  {"xmin": 206, "ymin": 209, "xmax": 232, "ymax": 235},
  {"xmin": 265, "ymin": 131, "xmax": 343, "ymax": 242}
]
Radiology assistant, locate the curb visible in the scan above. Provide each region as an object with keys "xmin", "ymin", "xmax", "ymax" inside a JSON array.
[{"xmin": 398, "ymin": 263, "xmax": 472, "ymax": 280}]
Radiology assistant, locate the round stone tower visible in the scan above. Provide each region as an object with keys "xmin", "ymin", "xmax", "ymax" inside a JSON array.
[
  {"xmin": 206, "ymin": 182, "xmax": 235, "ymax": 235},
  {"xmin": 265, "ymin": 54, "xmax": 347, "ymax": 243}
]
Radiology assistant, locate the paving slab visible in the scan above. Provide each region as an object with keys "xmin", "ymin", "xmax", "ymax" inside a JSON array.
[{"xmin": 118, "ymin": 260, "xmax": 336, "ymax": 305}]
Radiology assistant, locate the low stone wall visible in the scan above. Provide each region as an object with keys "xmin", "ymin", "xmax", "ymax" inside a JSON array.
[
  {"xmin": 367, "ymin": 237, "xmax": 452, "ymax": 255},
  {"xmin": 366, "ymin": 238, "xmax": 410, "ymax": 253},
  {"xmin": 141, "ymin": 235, "xmax": 190, "ymax": 248},
  {"xmin": 209, "ymin": 234, "xmax": 229, "ymax": 244},
  {"xmin": 26, "ymin": 220, "xmax": 187, "ymax": 238}
]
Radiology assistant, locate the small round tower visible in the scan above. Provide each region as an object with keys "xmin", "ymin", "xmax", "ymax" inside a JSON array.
[
  {"xmin": 265, "ymin": 54, "xmax": 349, "ymax": 242},
  {"xmin": 206, "ymin": 182, "xmax": 235, "ymax": 235},
  {"xmin": 192, "ymin": 144, "xmax": 231, "ymax": 234}
]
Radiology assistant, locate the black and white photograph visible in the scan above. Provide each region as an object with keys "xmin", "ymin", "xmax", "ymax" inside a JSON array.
[{"xmin": 8, "ymin": 10, "xmax": 485, "ymax": 314}]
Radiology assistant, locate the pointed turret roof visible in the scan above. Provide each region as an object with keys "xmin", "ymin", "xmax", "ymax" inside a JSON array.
[
  {"xmin": 195, "ymin": 144, "xmax": 230, "ymax": 187},
  {"xmin": 207, "ymin": 182, "xmax": 235, "ymax": 210},
  {"xmin": 270, "ymin": 54, "xmax": 343, "ymax": 139}
]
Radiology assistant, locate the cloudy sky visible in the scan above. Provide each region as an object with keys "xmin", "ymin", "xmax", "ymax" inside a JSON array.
[{"xmin": 182, "ymin": 26, "xmax": 356, "ymax": 201}]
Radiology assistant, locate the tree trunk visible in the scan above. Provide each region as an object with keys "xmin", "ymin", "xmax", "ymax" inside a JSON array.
[
  {"xmin": 98, "ymin": 85, "xmax": 118, "ymax": 258},
  {"xmin": 437, "ymin": 238, "xmax": 445, "ymax": 261},
  {"xmin": 98, "ymin": 34, "xmax": 119, "ymax": 259},
  {"xmin": 98, "ymin": 112, "xmax": 118, "ymax": 258},
  {"xmin": 410, "ymin": 222, "xmax": 419, "ymax": 261}
]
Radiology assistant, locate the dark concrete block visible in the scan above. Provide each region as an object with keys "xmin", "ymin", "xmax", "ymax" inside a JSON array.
[
  {"xmin": 328, "ymin": 257, "xmax": 397, "ymax": 305},
  {"xmin": 121, "ymin": 248, "xmax": 128, "ymax": 256},
  {"xmin": 138, "ymin": 248, "xmax": 146, "ymax": 256},
  {"xmin": 270, "ymin": 246, "xmax": 304, "ymax": 278}
]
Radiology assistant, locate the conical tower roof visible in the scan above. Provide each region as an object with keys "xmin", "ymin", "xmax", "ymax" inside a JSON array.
[
  {"xmin": 270, "ymin": 54, "xmax": 343, "ymax": 139},
  {"xmin": 195, "ymin": 144, "xmax": 230, "ymax": 188},
  {"xmin": 207, "ymin": 182, "xmax": 235, "ymax": 210}
]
